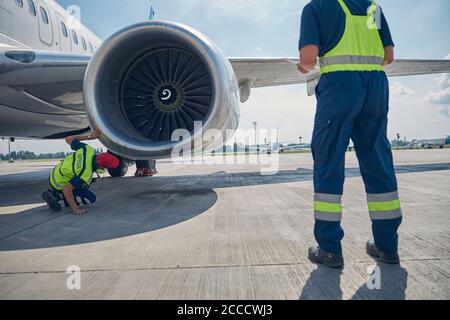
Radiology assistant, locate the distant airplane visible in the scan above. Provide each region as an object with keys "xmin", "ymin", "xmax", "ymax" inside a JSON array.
[
  {"xmin": 404, "ymin": 136, "xmax": 450, "ymax": 149},
  {"xmin": 1, "ymin": 0, "xmax": 450, "ymax": 176},
  {"xmin": 279, "ymin": 144, "xmax": 310, "ymax": 153}
]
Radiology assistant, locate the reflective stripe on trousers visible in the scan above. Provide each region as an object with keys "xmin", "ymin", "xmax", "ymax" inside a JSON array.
[
  {"xmin": 367, "ymin": 191, "xmax": 402, "ymax": 220},
  {"xmin": 314, "ymin": 193, "xmax": 342, "ymax": 222},
  {"xmin": 314, "ymin": 192, "xmax": 402, "ymax": 222}
]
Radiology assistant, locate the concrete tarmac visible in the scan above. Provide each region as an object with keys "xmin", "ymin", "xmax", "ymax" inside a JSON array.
[{"xmin": 0, "ymin": 149, "xmax": 449, "ymax": 300}]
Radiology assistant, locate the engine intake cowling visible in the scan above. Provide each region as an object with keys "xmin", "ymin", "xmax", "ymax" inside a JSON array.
[{"xmin": 84, "ymin": 21, "xmax": 239, "ymax": 160}]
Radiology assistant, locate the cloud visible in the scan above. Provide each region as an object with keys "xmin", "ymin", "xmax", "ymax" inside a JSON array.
[
  {"xmin": 437, "ymin": 72, "xmax": 450, "ymax": 90},
  {"xmin": 390, "ymin": 82, "xmax": 413, "ymax": 97},
  {"xmin": 441, "ymin": 106, "xmax": 450, "ymax": 118},
  {"xmin": 424, "ymin": 54, "xmax": 450, "ymax": 116},
  {"xmin": 172, "ymin": 0, "xmax": 302, "ymax": 28},
  {"xmin": 426, "ymin": 83, "xmax": 450, "ymax": 118},
  {"xmin": 426, "ymin": 87, "xmax": 450, "ymax": 105}
]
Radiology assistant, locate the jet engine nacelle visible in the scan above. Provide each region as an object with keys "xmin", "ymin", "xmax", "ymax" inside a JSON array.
[{"xmin": 84, "ymin": 21, "xmax": 240, "ymax": 160}]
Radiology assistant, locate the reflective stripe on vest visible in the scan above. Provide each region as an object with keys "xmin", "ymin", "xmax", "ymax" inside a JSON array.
[
  {"xmin": 367, "ymin": 191, "xmax": 402, "ymax": 220},
  {"xmin": 319, "ymin": 0, "xmax": 385, "ymax": 74},
  {"xmin": 314, "ymin": 193, "xmax": 342, "ymax": 222},
  {"xmin": 320, "ymin": 55, "xmax": 384, "ymax": 67},
  {"xmin": 49, "ymin": 145, "xmax": 95, "ymax": 190},
  {"xmin": 50, "ymin": 167, "xmax": 64, "ymax": 190}
]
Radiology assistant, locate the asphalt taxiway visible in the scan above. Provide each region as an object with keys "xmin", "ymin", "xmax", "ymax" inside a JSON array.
[{"xmin": 0, "ymin": 149, "xmax": 449, "ymax": 299}]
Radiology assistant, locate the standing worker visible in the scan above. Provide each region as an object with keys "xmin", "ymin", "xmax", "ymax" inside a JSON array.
[
  {"xmin": 41, "ymin": 129, "xmax": 120, "ymax": 215},
  {"xmin": 298, "ymin": 0, "xmax": 402, "ymax": 268}
]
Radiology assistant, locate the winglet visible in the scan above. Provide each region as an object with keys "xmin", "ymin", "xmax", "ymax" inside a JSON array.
[{"xmin": 148, "ymin": 5, "xmax": 155, "ymax": 20}]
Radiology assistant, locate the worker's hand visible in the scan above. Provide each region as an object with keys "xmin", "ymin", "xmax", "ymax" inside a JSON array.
[
  {"xmin": 73, "ymin": 208, "xmax": 87, "ymax": 215},
  {"xmin": 297, "ymin": 63, "xmax": 309, "ymax": 74},
  {"xmin": 88, "ymin": 129, "xmax": 102, "ymax": 140}
]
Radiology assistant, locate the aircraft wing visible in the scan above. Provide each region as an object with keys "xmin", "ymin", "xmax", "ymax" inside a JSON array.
[
  {"xmin": 230, "ymin": 58, "xmax": 310, "ymax": 89},
  {"xmin": 3, "ymin": 48, "xmax": 449, "ymax": 98},
  {"xmin": 0, "ymin": 47, "xmax": 92, "ymax": 113},
  {"xmin": 0, "ymin": 47, "xmax": 92, "ymax": 138},
  {"xmin": 230, "ymin": 58, "xmax": 450, "ymax": 96},
  {"xmin": 384, "ymin": 59, "xmax": 450, "ymax": 77},
  {"xmin": 0, "ymin": 48, "xmax": 90, "ymax": 102},
  {"xmin": 2, "ymin": 48, "xmax": 450, "ymax": 106}
]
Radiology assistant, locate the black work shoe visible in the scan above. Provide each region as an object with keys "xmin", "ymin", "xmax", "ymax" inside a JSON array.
[
  {"xmin": 366, "ymin": 240, "xmax": 400, "ymax": 264},
  {"xmin": 41, "ymin": 191, "xmax": 61, "ymax": 212},
  {"xmin": 308, "ymin": 246, "xmax": 344, "ymax": 269}
]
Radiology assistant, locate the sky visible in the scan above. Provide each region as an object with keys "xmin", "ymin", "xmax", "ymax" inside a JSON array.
[{"xmin": 1, "ymin": 0, "xmax": 449, "ymax": 154}]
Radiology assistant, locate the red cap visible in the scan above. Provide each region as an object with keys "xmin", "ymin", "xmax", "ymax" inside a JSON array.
[{"xmin": 96, "ymin": 153, "xmax": 120, "ymax": 169}]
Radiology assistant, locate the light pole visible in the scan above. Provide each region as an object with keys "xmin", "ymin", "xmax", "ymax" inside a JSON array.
[
  {"xmin": 276, "ymin": 126, "xmax": 279, "ymax": 149},
  {"xmin": 253, "ymin": 122, "xmax": 258, "ymax": 153},
  {"xmin": 8, "ymin": 138, "xmax": 14, "ymax": 163}
]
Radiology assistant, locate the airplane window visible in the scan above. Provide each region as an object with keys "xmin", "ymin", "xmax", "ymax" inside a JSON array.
[
  {"xmin": 81, "ymin": 36, "xmax": 87, "ymax": 51},
  {"xmin": 39, "ymin": 7, "xmax": 49, "ymax": 24},
  {"xmin": 71, "ymin": 30, "xmax": 78, "ymax": 45},
  {"xmin": 14, "ymin": 0, "xmax": 23, "ymax": 8},
  {"xmin": 88, "ymin": 41, "xmax": 94, "ymax": 53},
  {"xmin": 60, "ymin": 22, "xmax": 68, "ymax": 38},
  {"xmin": 27, "ymin": 0, "xmax": 36, "ymax": 16}
]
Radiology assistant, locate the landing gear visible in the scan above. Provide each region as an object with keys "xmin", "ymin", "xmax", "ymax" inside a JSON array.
[
  {"xmin": 135, "ymin": 160, "xmax": 158, "ymax": 177},
  {"xmin": 106, "ymin": 151, "xmax": 129, "ymax": 178},
  {"xmin": 104, "ymin": 152, "xmax": 158, "ymax": 178}
]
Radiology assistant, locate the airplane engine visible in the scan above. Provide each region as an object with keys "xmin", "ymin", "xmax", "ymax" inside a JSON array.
[{"xmin": 83, "ymin": 21, "xmax": 240, "ymax": 160}]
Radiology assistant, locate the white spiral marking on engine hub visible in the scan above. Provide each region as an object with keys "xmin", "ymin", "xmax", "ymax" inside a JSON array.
[{"xmin": 161, "ymin": 89, "xmax": 172, "ymax": 101}]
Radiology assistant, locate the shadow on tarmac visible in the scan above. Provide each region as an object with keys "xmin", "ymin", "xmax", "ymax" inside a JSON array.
[
  {"xmin": 299, "ymin": 265, "xmax": 344, "ymax": 300},
  {"xmin": 351, "ymin": 263, "xmax": 408, "ymax": 300},
  {"xmin": 0, "ymin": 162, "xmax": 449, "ymax": 251},
  {"xmin": 1, "ymin": 162, "xmax": 450, "ymax": 207},
  {"xmin": 299, "ymin": 263, "xmax": 408, "ymax": 300},
  {"xmin": 0, "ymin": 187, "xmax": 218, "ymax": 251}
]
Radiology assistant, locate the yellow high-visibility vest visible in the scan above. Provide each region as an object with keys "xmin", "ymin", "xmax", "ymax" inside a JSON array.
[
  {"xmin": 319, "ymin": 0, "xmax": 385, "ymax": 74},
  {"xmin": 50, "ymin": 145, "xmax": 96, "ymax": 190}
]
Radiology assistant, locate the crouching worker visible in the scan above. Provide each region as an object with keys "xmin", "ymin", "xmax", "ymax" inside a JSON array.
[{"xmin": 41, "ymin": 129, "xmax": 120, "ymax": 215}]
